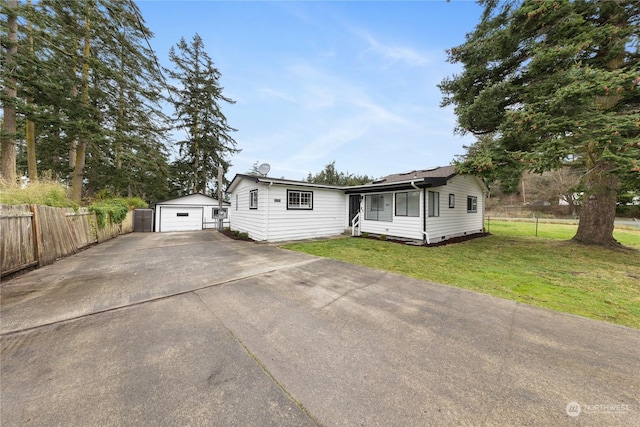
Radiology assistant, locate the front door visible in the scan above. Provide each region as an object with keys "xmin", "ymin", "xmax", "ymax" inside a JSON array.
[{"xmin": 348, "ymin": 195, "xmax": 361, "ymax": 226}]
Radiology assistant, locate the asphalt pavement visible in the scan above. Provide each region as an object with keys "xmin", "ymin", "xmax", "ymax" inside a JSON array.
[{"xmin": 1, "ymin": 231, "xmax": 638, "ymax": 426}]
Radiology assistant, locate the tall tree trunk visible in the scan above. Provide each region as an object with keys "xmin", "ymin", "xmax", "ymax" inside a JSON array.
[
  {"xmin": 26, "ymin": 119, "xmax": 37, "ymax": 181},
  {"xmin": 116, "ymin": 38, "xmax": 125, "ymax": 172},
  {"xmin": 69, "ymin": 38, "xmax": 79, "ymax": 173},
  {"xmin": 26, "ymin": 0, "xmax": 37, "ymax": 182},
  {"xmin": 71, "ymin": 7, "xmax": 91, "ymax": 201},
  {"xmin": 572, "ymin": 161, "xmax": 619, "ymax": 247},
  {"xmin": 1, "ymin": 0, "xmax": 18, "ymax": 183}
]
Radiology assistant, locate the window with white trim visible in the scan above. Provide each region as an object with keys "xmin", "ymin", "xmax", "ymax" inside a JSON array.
[
  {"xmin": 213, "ymin": 208, "xmax": 228, "ymax": 219},
  {"xmin": 287, "ymin": 190, "xmax": 313, "ymax": 210},
  {"xmin": 467, "ymin": 196, "xmax": 478, "ymax": 213},
  {"xmin": 449, "ymin": 194, "xmax": 455, "ymax": 208},
  {"xmin": 365, "ymin": 193, "xmax": 392, "ymax": 221},
  {"xmin": 249, "ymin": 189, "xmax": 258, "ymax": 209},
  {"xmin": 395, "ymin": 191, "xmax": 420, "ymax": 217},
  {"xmin": 428, "ymin": 191, "xmax": 440, "ymax": 217}
]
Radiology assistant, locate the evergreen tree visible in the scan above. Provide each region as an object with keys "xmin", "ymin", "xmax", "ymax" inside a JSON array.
[
  {"xmin": 2, "ymin": 0, "xmax": 170, "ymax": 202},
  {"xmin": 307, "ymin": 161, "xmax": 372, "ymax": 186},
  {"xmin": 166, "ymin": 34, "xmax": 239, "ymax": 196},
  {"xmin": 440, "ymin": 0, "xmax": 640, "ymax": 246},
  {"xmin": 1, "ymin": 0, "xmax": 18, "ymax": 183}
]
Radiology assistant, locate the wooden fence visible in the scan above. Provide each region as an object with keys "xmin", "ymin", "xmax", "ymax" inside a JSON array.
[{"xmin": 1, "ymin": 204, "xmax": 133, "ymax": 277}]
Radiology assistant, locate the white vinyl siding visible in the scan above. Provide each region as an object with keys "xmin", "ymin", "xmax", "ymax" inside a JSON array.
[
  {"xmin": 229, "ymin": 180, "xmax": 267, "ymax": 240},
  {"xmin": 229, "ymin": 178, "xmax": 346, "ymax": 242},
  {"xmin": 229, "ymin": 173, "xmax": 484, "ymax": 244},
  {"xmin": 360, "ymin": 191, "xmax": 424, "ymax": 240},
  {"xmin": 423, "ymin": 175, "xmax": 484, "ymax": 243},
  {"xmin": 358, "ymin": 175, "xmax": 484, "ymax": 243},
  {"xmin": 264, "ymin": 186, "xmax": 345, "ymax": 241}
]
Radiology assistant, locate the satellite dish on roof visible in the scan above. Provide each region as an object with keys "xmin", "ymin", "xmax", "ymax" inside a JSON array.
[{"xmin": 257, "ymin": 163, "xmax": 271, "ymax": 176}]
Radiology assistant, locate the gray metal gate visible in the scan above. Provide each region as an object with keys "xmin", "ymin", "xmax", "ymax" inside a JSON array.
[{"xmin": 133, "ymin": 209, "xmax": 153, "ymax": 232}]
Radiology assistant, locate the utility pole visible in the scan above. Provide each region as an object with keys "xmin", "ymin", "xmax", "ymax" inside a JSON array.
[{"xmin": 217, "ymin": 166, "xmax": 223, "ymax": 231}]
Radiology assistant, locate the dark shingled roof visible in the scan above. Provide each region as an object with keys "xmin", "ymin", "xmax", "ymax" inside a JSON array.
[
  {"xmin": 228, "ymin": 165, "xmax": 466, "ymax": 195},
  {"xmin": 343, "ymin": 165, "xmax": 458, "ymax": 193},
  {"xmin": 372, "ymin": 165, "xmax": 457, "ymax": 184}
]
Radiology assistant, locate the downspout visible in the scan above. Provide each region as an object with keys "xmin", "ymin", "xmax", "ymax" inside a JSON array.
[
  {"xmin": 264, "ymin": 180, "xmax": 273, "ymax": 241},
  {"xmin": 411, "ymin": 181, "xmax": 429, "ymax": 245}
]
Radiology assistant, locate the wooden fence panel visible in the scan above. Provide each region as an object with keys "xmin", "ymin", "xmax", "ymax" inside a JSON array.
[
  {"xmin": 65, "ymin": 208, "xmax": 97, "ymax": 249},
  {"xmin": 2, "ymin": 206, "xmax": 135, "ymax": 276},
  {"xmin": 96, "ymin": 211, "xmax": 133, "ymax": 243},
  {"xmin": 1, "ymin": 205, "xmax": 37, "ymax": 275},
  {"xmin": 121, "ymin": 211, "xmax": 133, "ymax": 234},
  {"xmin": 37, "ymin": 205, "xmax": 79, "ymax": 266}
]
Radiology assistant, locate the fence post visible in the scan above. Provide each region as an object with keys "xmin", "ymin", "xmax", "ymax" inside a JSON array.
[{"xmin": 30, "ymin": 204, "xmax": 43, "ymax": 267}]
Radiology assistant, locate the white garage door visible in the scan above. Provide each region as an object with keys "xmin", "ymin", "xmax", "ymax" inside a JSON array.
[{"xmin": 159, "ymin": 206, "xmax": 203, "ymax": 232}]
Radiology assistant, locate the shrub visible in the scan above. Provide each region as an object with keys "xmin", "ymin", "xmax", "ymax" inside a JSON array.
[
  {"xmin": 222, "ymin": 228, "xmax": 252, "ymax": 241},
  {"xmin": 89, "ymin": 198, "xmax": 130, "ymax": 228},
  {"xmin": 125, "ymin": 197, "xmax": 148, "ymax": 209},
  {"xmin": 380, "ymin": 234, "xmax": 388, "ymax": 241},
  {"xmin": 616, "ymin": 204, "xmax": 640, "ymax": 218},
  {"xmin": 0, "ymin": 176, "xmax": 77, "ymax": 208}
]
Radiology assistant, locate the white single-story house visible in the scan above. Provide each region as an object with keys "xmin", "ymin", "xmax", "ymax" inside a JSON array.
[
  {"xmin": 227, "ymin": 166, "xmax": 487, "ymax": 244},
  {"xmin": 227, "ymin": 176, "xmax": 346, "ymax": 242},
  {"xmin": 153, "ymin": 193, "xmax": 230, "ymax": 232}
]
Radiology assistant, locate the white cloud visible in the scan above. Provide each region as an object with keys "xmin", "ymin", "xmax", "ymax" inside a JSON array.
[
  {"xmin": 257, "ymin": 87, "xmax": 297, "ymax": 103},
  {"xmin": 354, "ymin": 28, "xmax": 431, "ymax": 67}
]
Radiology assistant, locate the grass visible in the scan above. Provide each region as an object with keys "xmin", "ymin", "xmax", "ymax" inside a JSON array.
[
  {"xmin": 282, "ymin": 221, "xmax": 640, "ymax": 329},
  {"xmin": 486, "ymin": 219, "xmax": 640, "ymax": 247}
]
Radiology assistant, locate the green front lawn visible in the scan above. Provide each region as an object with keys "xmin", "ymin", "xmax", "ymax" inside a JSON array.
[{"xmin": 282, "ymin": 222, "xmax": 640, "ymax": 329}]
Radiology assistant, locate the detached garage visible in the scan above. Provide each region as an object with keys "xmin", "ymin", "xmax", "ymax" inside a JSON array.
[{"xmin": 153, "ymin": 194, "xmax": 230, "ymax": 232}]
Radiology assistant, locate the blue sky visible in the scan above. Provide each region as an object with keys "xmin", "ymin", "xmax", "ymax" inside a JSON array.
[{"xmin": 136, "ymin": 0, "xmax": 484, "ymax": 181}]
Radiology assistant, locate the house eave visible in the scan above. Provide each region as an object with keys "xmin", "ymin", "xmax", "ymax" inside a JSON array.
[
  {"xmin": 344, "ymin": 177, "xmax": 449, "ymax": 194},
  {"xmin": 228, "ymin": 173, "xmax": 345, "ymax": 192}
]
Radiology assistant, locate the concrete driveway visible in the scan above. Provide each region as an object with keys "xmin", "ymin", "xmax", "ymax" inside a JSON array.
[{"xmin": 1, "ymin": 231, "xmax": 638, "ymax": 426}]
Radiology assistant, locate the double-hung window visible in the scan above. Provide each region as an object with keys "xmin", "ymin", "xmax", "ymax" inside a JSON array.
[
  {"xmin": 249, "ymin": 189, "xmax": 258, "ymax": 209},
  {"xmin": 467, "ymin": 196, "xmax": 478, "ymax": 213},
  {"xmin": 428, "ymin": 191, "xmax": 440, "ymax": 217},
  {"xmin": 287, "ymin": 190, "xmax": 313, "ymax": 210}
]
